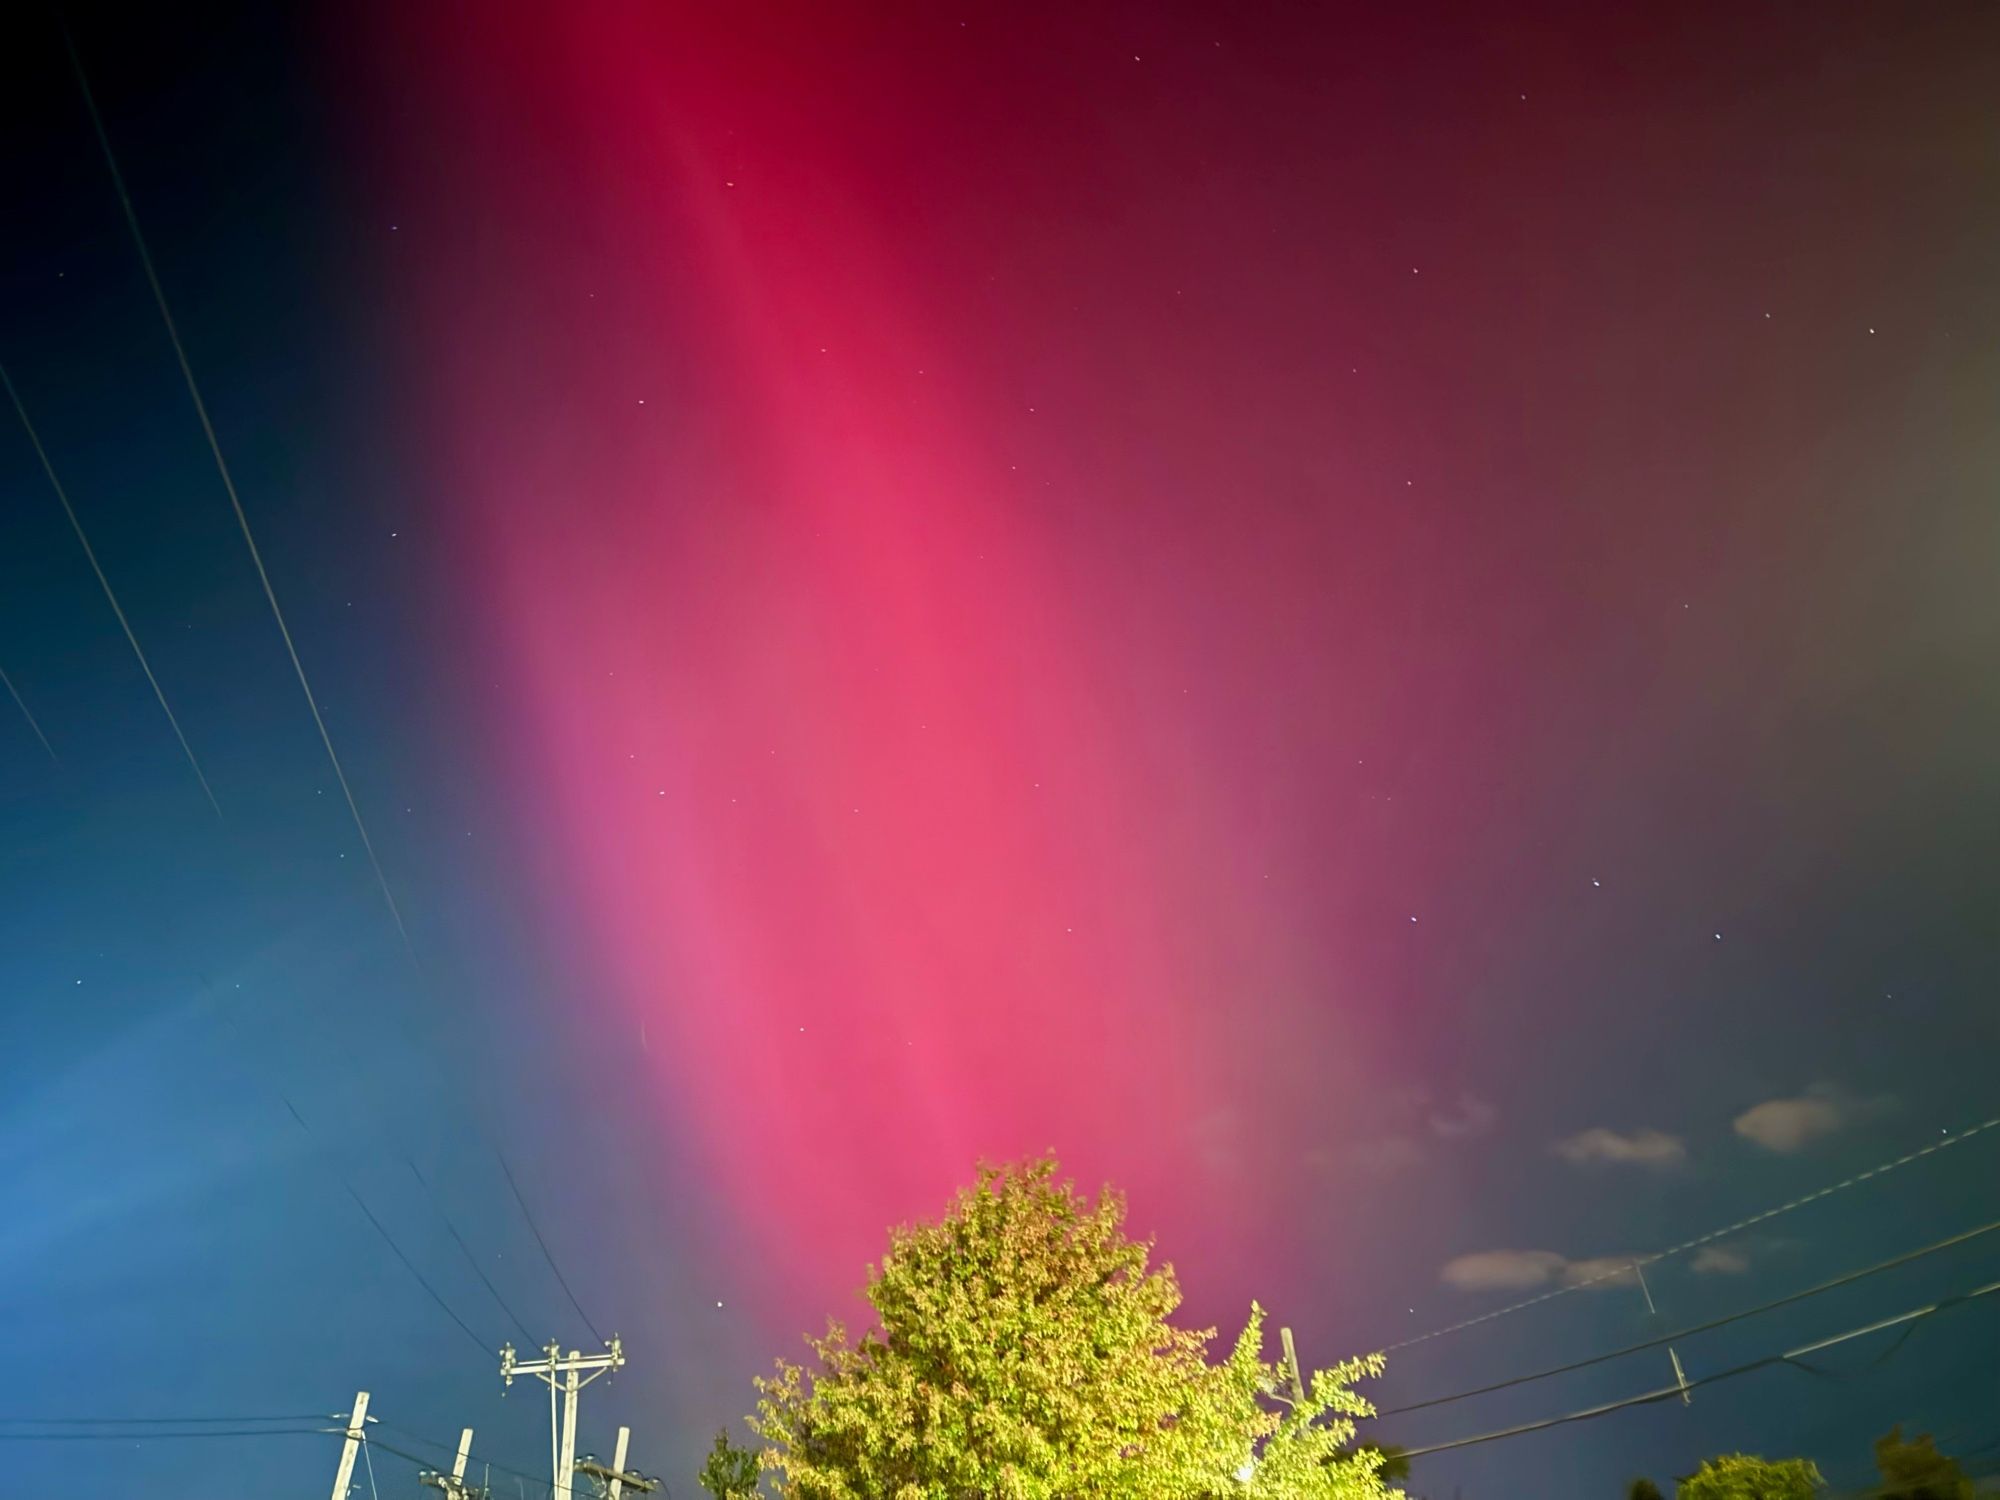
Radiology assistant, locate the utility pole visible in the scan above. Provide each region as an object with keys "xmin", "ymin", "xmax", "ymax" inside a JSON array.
[
  {"xmin": 1279, "ymin": 1327, "xmax": 1307, "ymax": 1405},
  {"xmin": 575, "ymin": 1427, "xmax": 659, "ymax": 1500},
  {"xmin": 419, "ymin": 1427, "xmax": 485, "ymax": 1500},
  {"xmin": 1631, "ymin": 1260, "xmax": 1691, "ymax": 1406},
  {"xmin": 329, "ymin": 1392, "xmax": 370, "ymax": 1500},
  {"xmin": 500, "ymin": 1337, "xmax": 625, "ymax": 1500}
]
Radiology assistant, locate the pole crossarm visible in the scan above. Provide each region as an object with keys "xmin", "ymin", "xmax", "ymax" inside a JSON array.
[
  {"xmin": 499, "ymin": 1338, "xmax": 627, "ymax": 1500},
  {"xmin": 500, "ymin": 1337, "xmax": 624, "ymax": 1389}
]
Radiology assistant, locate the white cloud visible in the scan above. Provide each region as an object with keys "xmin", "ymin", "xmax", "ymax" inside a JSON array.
[
  {"xmin": 1317, "ymin": 1089, "xmax": 1496, "ymax": 1180},
  {"xmin": 1551, "ymin": 1126, "xmax": 1687, "ymax": 1169},
  {"xmin": 1439, "ymin": 1248, "xmax": 1645, "ymax": 1294},
  {"xmin": 1440, "ymin": 1249, "xmax": 1569, "ymax": 1292},
  {"xmin": 1428, "ymin": 1094, "xmax": 1498, "ymax": 1140},
  {"xmin": 1691, "ymin": 1244, "xmax": 1751, "ymax": 1275},
  {"xmin": 1734, "ymin": 1083, "xmax": 1885, "ymax": 1153},
  {"xmin": 1345, "ymin": 1135, "xmax": 1427, "ymax": 1177},
  {"xmin": 1560, "ymin": 1256, "xmax": 1643, "ymax": 1291}
]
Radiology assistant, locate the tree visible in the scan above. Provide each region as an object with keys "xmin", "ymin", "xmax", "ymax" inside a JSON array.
[
  {"xmin": 1873, "ymin": 1425, "xmax": 1974, "ymax": 1500},
  {"xmin": 699, "ymin": 1426, "xmax": 763, "ymax": 1499},
  {"xmin": 1342, "ymin": 1443, "xmax": 1411, "ymax": 1484},
  {"xmin": 749, "ymin": 1155, "xmax": 1398, "ymax": 1500},
  {"xmin": 1676, "ymin": 1454, "xmax": 1823, "ymax": 1500},
  {"xmin": 1628, "ymin": 1480, "xmax": 1665, "ymax": 1500}
]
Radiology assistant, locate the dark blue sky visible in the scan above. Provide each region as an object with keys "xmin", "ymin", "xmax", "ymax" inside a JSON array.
[{"xmin": 3, "ymin": 5, "xmax": 1998, "ymax": 1498}]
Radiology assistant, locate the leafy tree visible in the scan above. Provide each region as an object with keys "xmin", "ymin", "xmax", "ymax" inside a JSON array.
[
  {"xmin": 749, "ymin": 1155, "xmax": 1397, "ymax": 1500},
  {"xmin": 1873, "ymin": 1425, "xmax": 1974, "ymax": 1500},
  {"xmin": 1676, "ymin": 1454, "xmax": 1823, "ymax": 1500},
  {"xmin": 1342, "ymin": 1443, "xmax": 1411, "ymax": 1484},
  {"xmin": 699, "ymin": 1425, "xmax": 763, "ymax": 1499},
  {"xmin": 1628, "ymin": 1480, "xmax": 1665, "ymax": 1500}
]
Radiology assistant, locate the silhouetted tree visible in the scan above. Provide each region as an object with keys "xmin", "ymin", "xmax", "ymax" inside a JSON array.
[{"xmin": 1873, "ymin": 1426, "xmax": 1973, "ymax": 1500}]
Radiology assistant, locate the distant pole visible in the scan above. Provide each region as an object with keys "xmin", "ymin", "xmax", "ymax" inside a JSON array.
[
  {"xmin": 1279, "ymin": 1327, "xmax": 1307, "ymax": 1406},
  {"xmin": 575, "ymin": 1427, "xmax": 658, "ymax": 1499},
  {"xmin": 330, "ymin": 1392, "xmax": 370, "ymax": 1500},
  {"xmin": 419, "ymin": 1427, "xmax": 481, "ymax": 1500},
  {"xmin": 1631, "ymin": 1261, "xmax": 1691, "ymax": 1406},
  {"xmin": 608, "ymin": 1427, "xmax": 631, "ymax": 1500}
]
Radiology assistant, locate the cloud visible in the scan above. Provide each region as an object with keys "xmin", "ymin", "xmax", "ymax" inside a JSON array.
[
  {"xmin": 1439, "ymin": 1249, "xmax": 1645, "ymax": 1294},
  {"xmin": 1440, "ymin": 1249, "xmax": 1569, "ymax": 1292},
  {"xmin": 1551, "ymin": 1126, "xmax": 1687, "ymax": 1169},
  {"xmin": 1733, "ymin": 1083, "xmax": 1886, "ymax": 1153},
  {"xmin": 1691, "ymin": 1244, "xmax": 1751, "ymax": 1275},
  {"xmin": 1316, "ymin": 1089, "xmax": 1497, "ymax": 1180},
  {"xmin": 1560, "ymin": 1256, "xmax": 1643, "ymax": 1291},
  {"xmin": 1428, "ymin": 1094, "xmax": 1498, "ymax": 1141},
  {"xmin": 1344, "ymin": 1135, "xmax": 1427, "ymax": 1177}
]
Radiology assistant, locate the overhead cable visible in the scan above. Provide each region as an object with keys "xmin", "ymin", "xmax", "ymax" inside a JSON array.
[
  {"xmin": 1, "ymin": 361, "xmax": 217, "ymax": 811},
  {"xmin": 67, "ymin": 22, "xmax": 606, "ymax": 1352},
  {"xmin": 1381, "ymin": 1210, "xmax": 2000, "ymax": 1414},
  {"xmin": 1386, "ymin": 1110, "xmax": 2000, "ymax": 1350},
  {"xmin": 0, "ymin": 663, "xmax": 57, "ymax": 762},
  {"xmin": 1398, "ymin": 1273, "xmax": 2000, "ymax": 1458}
]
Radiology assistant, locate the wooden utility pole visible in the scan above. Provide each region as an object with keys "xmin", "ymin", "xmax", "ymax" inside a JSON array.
[
  {"xmin": 329, "ymin": 1392, "xmax": 370, "ymax": 1500},
  {"xmin": 419, "ymin": 1427, "xmax": 484, "ymax": 1499},
  {"xmin": 1280, "ymin": 1326, "xmax": 1307, "ymax": 1405},
  {"xmin": 575, "ymin": 1427, "xmax": 659, "ymax": 1500},
  {"xmin": 501, "ymin": 1338, "xmax": 625, "ymax": 1500}
]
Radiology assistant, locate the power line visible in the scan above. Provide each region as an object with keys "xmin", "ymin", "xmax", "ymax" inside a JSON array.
[
  {"xmin": 404, "ymin": 1152, "xmax": 541, "ymax": 1346},
  {"xmin": 1, "ymin": 360, "xmax": 218, "ymax": 812},
  {"xmin": 197, "ymin": 975, "xmax": 508, "ymax": 1360},
  {"xmin": 1386, "ymin": 1110, "xmax": 2000, "ymax": 1351},
  {"xmin": 0, "ymin": 662, "xmax": 57, "ymax": 762},
  {"xmin": 1381, "ymin": 1211, "xmax": 2000, "ymax": 1415},
  {"xmin": 0, "ymin": 1415, "xmax": 328, "ymax": 1426},
  {"xmin": 497, "ymin": 1153, "xmax": 605, "ymax": 1344},
  {"xmin": 61, "ymin": 26, "xmax": 402, "ymax": 938},
  {"xmin": 366, "ymin": 1419, "xmax": 552, "ymax": 1488},
  {"xmin": 0, "ymin": 1427, "xmax": 329, "ymax": 1443},
  {"xmin": 65, "ymin": 23, "xmax": 606, "ymax": 1353},
  {"xmin": 344, "ymin": 1184, "xmax": 496, "ymax": 1359},
  {"xmin": 1397, "ymin": 1272, "xmax": 2000, "ymax": 1458}
]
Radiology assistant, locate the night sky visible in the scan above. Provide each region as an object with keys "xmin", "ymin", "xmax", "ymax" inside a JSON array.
[{"xmin": 3, "ymin": 4, "xmax": 1998, "ymax": 1497}]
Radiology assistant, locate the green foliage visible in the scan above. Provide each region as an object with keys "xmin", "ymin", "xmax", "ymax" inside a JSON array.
[
  {"xmin": 749, "ymin": 1155, "xmax": 1398, "ymax": 1500},
  {"xmin": 1628, "ymin": 1480, "xmax": 1666, "ymax": 1500},
  {"xmin": 1343, "ymin": 1443, "xmax": 1411, "ymax": 1484},
  {"xmin": 699, "ymin": 1426, "xmax": 763, "ymax": 1499},
  {"xmin": 1873, "ymin": 1425, "xmax": 1974, "ymax": 1500},
  {"xmin": 1676, "ymin": 1454, "xmax": 1823, "ymax": 1500}
]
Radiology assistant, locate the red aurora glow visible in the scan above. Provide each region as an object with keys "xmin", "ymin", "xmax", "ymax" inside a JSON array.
[{"xmin": 362, "ymin": 2, "xmax": 1419, "ymax": 1305}]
